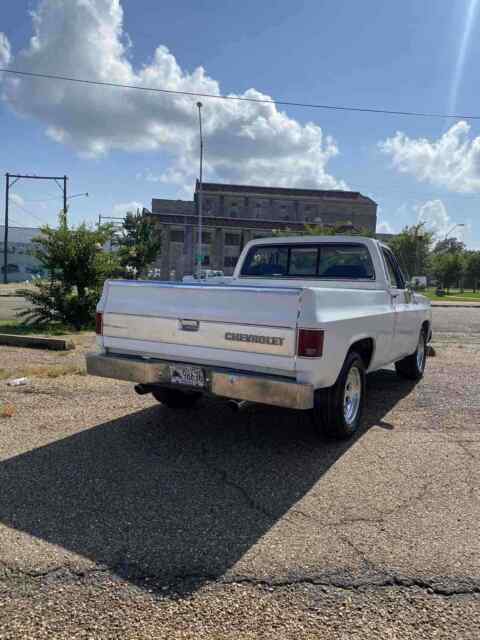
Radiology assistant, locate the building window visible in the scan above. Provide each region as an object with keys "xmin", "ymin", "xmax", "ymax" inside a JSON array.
[
  {"xmin": 225, "ymin": 233, "xmax": 241, "ymax": 246},
  {"xmin": 170, "ymin": 230, "xmax": 185, "ymax": 243},
  {"xmin": 1, "ymin": 263, "xmax": 20, "ymax": 274},
  {"xmin": 224, "ymin": 256, "xmax": 237, "ymax": 268},
  {"xmin": 202, "ymin": 255, "xmax": 210, "ymax": 266},
  {"xmin": 195, "ymin": 231, "xmax": 212, "ymax": 244}
]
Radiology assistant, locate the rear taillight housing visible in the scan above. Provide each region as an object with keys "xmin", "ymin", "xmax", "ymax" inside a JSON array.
[
  {"xmin": 297, "ymin": 329, "xmax": 324, "ymax": 357},
  {"xmin": 95, "ymin": 312, "xmax": 103, "ymax": 336}
]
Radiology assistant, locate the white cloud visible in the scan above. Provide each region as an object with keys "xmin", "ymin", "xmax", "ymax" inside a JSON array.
[
  {"xmin": 376, "ymin": 220, "xmax": 394, "ymax": 234},
  {"xmin": 379, "ymin": 121, "xmax": 480, "ymax": 193},
  {"xmin": 10, "ymin": 193, "xmax": 25, "ymax": 208},
  {"xmin": 375, "ymin": 206, "xmax": 395, "ymax": 234},
  {"xmin": 1, "ymin": 0, "xmax": 346, "ymax": 192},
  {"xmin": 416, "ymin": 199, "xmax": 468, "ymax": 241},
  {"xmin": 0, "ymin": 33, "xmax": 11, "ymax": 67},
  {"xmin": 112, "ymin": 201, "xmax": 144, "ymax": 216}
]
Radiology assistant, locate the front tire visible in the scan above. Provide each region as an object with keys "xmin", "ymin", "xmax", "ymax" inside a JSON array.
[
  {"xmin": 152, "ymin": 388, "xmax": 201, "ymax": 409},
  {"xmin": 395, "ymin": 327, "xmax": 427, "ymax": 381},
  {"xmin": 314, "ymin": 351, "xmax": 366, "ymax": 440}
]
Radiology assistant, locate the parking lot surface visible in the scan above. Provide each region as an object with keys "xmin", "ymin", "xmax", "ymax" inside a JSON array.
[{"xmin": 0, "ymin": 316, "xmax": 479, "ymax": 638}]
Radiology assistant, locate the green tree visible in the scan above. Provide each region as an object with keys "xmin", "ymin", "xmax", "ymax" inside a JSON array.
[
  {"xmin": 429, "ymin": 252, "xmax": 465, "ymax": 291},
  {"xmin": 465, "ymin": 251, "xmax": 480, "ymax": 292},
  {"xmin": 17, "ymin": 219, "xmax": 118, "ymax": 330},
  {"xmin": 433, "ymin": 237, "xmax": 466, "ymax": 255},
  {"xmin": 116, "ymin": 210, "xmax": 162, "ymax": 278},
  {"xmin": 386, "ymin": 224, "xmax": 433, "ymax": 279},
  {"xmin": 272, "ymin": 222, "xmax": 373, "ymax": 238}
]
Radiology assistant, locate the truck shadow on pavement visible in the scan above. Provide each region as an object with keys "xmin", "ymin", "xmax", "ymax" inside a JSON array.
[{"xmin": 0, "ymin": 369, "xmax": 414, "ymax": 593}]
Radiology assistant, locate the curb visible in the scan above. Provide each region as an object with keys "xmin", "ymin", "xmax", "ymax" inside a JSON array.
[
  {"xmin": 0, "ymin": 334, "xmax": 75, "ymax": 351},
  {"xmin": 431, "ymin": 303, "xmax": 480, "ymax": 309}
]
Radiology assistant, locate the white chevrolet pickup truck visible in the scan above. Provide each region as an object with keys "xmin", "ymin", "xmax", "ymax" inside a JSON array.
[{"xmin": 87, "ymin": 236, "xmax": 431, "ymax": 439}]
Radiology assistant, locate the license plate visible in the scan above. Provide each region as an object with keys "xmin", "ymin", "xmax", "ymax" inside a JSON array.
[{"xmin": 169, "ymin": 364, "xmax": 205, "ymax": 388}]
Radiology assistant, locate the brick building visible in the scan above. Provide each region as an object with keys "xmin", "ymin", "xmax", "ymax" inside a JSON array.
[{"xmin": 148, "ymin": 182, "xmax": 377, "ymax": 278}]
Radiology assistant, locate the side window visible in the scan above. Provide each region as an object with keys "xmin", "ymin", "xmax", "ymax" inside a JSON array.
[
  {"xmin": 241, "ymin": 246, "xmax": 288, "ymax": 277},
  {"xmin": 382, "ymin": 249, "xmax": 404, "ymax": 289}
]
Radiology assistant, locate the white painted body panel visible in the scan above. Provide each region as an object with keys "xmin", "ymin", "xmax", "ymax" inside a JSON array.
[{"xmin": 96, "ymin": 236, "xmax": 432, "ymax": 391}]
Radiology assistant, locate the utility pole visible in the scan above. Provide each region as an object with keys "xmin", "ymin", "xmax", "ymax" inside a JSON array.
[
  {"xmin": 3, "ymin": 173, "xmax": 70, "ymax": 283},
  {"xmin": 3, "ymin": 173, "xmax": 9, "ymax": 285},
  {"xmin": 63, "ymin": 175, "xmax": 68, "ymax": 224},
  {"xmin": 196, "ymin": 101, "xmax": 203, "ymax": 279}
]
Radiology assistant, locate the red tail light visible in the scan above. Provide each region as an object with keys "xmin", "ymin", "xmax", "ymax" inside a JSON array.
[
  {"xmin": 297, "ymin": 329, "xmax": 324, "ymax": 357},
  {"xmin": 95, "ymin": 312, "xmax": 103, "ymax": 336}
]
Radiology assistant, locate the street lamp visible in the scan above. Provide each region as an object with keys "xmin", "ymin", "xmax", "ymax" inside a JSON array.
[
  {"xmin": 444, "ymin": 223, "xmax": 465, "ymax": 240},
  {"xmin": 196, "ymin": 102, "xmax": 203, "ymax": 279},
  {"xmin": 61, "ymin": 192, "xmax": 89, "ymax": 226},
  {"xmin": 67, "ymin": 192, "xmax": 89, "ymax": 201}
]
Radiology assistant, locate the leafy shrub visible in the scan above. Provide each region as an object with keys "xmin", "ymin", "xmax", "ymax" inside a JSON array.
[{"xmin": 17, "ymin": 221, "xmax": 119, "ymax": 330}]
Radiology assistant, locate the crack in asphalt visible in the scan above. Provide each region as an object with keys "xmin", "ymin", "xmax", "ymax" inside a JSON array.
[{"xmin": 1, "ymin": 561, "xmax": 480, "ymax": 598}]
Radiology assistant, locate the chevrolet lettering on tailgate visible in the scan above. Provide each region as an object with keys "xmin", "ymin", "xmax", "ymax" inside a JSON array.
[{"xmin": 225, "ymin": 332, "xmax": 285, "ymax": 346}]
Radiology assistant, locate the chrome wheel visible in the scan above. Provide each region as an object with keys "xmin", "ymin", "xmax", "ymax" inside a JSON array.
[
  {"xmin": 416, "ymin": 332, "xmax": 426, "ymax": 371},
  {"xmin": 343, "ymin": 365, "xmax": 362, "ymax": 425}
]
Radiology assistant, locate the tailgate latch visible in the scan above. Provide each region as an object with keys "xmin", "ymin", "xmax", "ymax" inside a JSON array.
[{"xmin": 179, "ymin": 319, "xmax": 200, "ymax": 332}]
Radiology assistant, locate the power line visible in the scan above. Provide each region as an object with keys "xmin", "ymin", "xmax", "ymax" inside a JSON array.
[
  {"xmin": 5, "ymin": 217, "xmax": 27, "ymax": 228},
  {"xmin": 10, "ymin": 199, "xmax": 47, "ymax": 226},
  {"xmin": 2, "ymin": 67, "xmax": 480, "ymax": 121}
]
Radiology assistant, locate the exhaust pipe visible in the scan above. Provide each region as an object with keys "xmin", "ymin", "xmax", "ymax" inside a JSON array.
[
  {"xmin": 134, "ymin": 384, "xmax": 152, "ymax": 395},
  {"xmin": 228, "ymin": 399, "xmax": 250, "ymax": 412}
]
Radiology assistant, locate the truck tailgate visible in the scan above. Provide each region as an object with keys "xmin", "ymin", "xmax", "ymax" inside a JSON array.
[{"xmin": 99, "ymin": 280, "xmax": 302, "ymax": 374}]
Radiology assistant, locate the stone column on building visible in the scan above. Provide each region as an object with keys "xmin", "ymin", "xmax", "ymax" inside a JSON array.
[
  {"xmin": 183, "ymin": 224, "xmax": 194, "ymax": 276},
  {"xmin": 160, "ymin": 226, "xmax": 170, "ymax": 279},
  {"xmin": 269, "ymin": 198, "xmax": 274, "ymax": 218},
  {"xmin": 241, "ymin": 228, "xmax": 253, "ymax": 250},
  {"xmin": 213, "ymin": 227, "xmax": 224, "ymax": 271}
]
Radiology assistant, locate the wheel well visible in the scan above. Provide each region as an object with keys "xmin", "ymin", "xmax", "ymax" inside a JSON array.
[{"xmin": 349, "ymin": 338, "xmax": 374, "ymax": 370}]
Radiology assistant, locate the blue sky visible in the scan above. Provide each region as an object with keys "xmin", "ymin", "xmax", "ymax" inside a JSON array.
[{"xmin": 1, "ymin": 0, "xmax": 480, "ymax": 247}]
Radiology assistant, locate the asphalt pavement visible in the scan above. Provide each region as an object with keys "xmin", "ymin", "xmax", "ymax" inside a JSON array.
[{"xmin": 0, "ymin": 312, "xmax": 479, "ymax": 638}]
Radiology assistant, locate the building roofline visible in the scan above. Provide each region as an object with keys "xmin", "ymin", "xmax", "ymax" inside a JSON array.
[
  {"xmin": 0, "ymin": 225, "xmax": 41, "ymax": 232},
  {"xmin": 195, "ymin": 181, "xmax": 376, "ymax": 205}
]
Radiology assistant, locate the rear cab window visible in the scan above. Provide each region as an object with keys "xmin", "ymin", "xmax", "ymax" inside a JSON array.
[{"xmin": 240, "ymin": 243, "xmax": 375, "ymax": 279}]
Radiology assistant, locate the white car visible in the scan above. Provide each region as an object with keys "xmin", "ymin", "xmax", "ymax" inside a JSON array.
[
  {"xmin": 182, "ymin": 269, "xmax": 225, "ymax": 283},
  {"xmin": 87, "ymin": 236, "xmax": 431, "ymax": 439}
]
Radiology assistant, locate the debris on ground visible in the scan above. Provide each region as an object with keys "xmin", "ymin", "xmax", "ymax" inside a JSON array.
[
  {"xmin": 6, "ymin": 377, "xmax": 30, "ymax": 387},
  {"xmin": 0, "ymin": 401, "xmax": 16, "ymax": 418}
]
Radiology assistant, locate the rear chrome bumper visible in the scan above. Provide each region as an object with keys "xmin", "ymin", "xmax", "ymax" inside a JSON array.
[{"xmin": 86, "ymin": 352, "xmax": 314, "ymax": 410}]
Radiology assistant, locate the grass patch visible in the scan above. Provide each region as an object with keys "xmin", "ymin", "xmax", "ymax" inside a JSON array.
[
  {"xmin": 0, "ymin": 364, "xmax": 85, "ymax": 381},
  {"xmin": 0, "ymin": 320, "xmax": 82, "ymax": 336},
  {"xmin": 20, "ymin": 364, "xmax": 85, "ymax": 379},
  {"xmin": 422, "ymin": 289, "xmax": 480, "ymax": 302}
]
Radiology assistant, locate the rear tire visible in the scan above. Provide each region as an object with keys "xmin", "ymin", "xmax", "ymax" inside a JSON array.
[
  {"xmin": 152, "ymin": 388, "xmax": 201, "ymax": 409},
  {"xmin": 313, "ymin": 351, "xmax": 366, "ymax": 440},
  {"xmin": 395, "ymin": 327, "xmax": 427, "ymax": 381}
]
